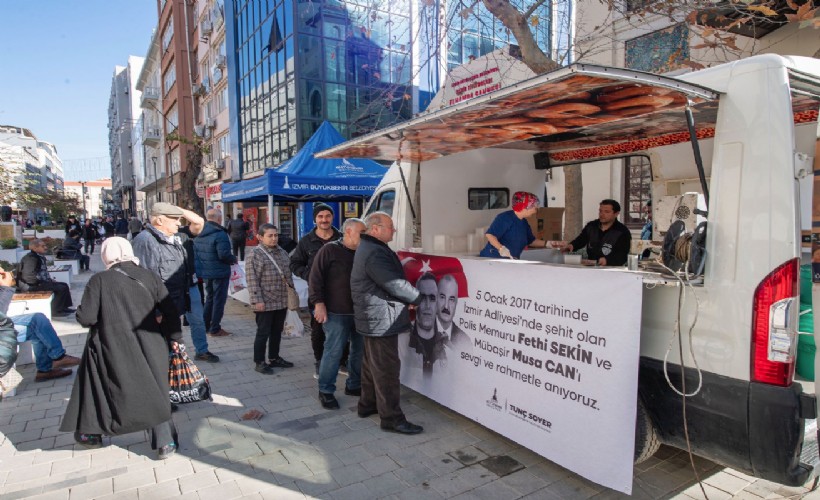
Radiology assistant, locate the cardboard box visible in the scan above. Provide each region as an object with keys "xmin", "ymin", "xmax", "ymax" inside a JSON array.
[{"xmin": 527, "ymin": 208, "xmax": 564, "ymax": 241}]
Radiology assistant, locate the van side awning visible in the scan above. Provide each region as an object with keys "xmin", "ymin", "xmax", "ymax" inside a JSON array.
[{"xmin": 316, "ymin": 64, "xmax": 729, "ymax": 166}]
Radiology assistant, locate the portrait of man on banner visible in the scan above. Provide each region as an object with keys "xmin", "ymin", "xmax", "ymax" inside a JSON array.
[{"xmin": 398, "ymin": 253, "xmax": 471, "ymax": 377}]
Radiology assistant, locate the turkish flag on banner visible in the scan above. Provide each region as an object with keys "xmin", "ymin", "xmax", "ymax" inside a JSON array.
[{"xmin": 397, "ymin": 252, "xmax": 469, "ymax": 298}]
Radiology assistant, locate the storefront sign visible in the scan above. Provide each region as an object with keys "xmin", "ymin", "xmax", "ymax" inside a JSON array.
[
  {"xmin": 206, "ymin": 184, "xmax": 222, "ymax": 200},
  {"xmin": 397, "ymin": 253, "xmax": 643, "ymax": 493}
]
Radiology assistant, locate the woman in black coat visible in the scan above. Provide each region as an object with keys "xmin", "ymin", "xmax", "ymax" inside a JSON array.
[{"xmin": 60, "ymin": 237, "xmax": 183, "ymax": 459}]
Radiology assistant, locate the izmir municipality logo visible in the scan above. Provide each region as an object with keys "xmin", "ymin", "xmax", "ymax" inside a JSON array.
[
  {"xmin": 335, "ymin": 158, "xmax": 364, "ymax": 173},
  {"xmin": 486, "ymin": 388, "xmax": 503, "ymax": 411}
]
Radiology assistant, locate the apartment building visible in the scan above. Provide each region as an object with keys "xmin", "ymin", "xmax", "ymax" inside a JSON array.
[
  {"xmin": 107, "ymin": 55, "xmax": 145, "ymax": 216},
  {"xmin": 135, "ymin": 26, "xmax": 167, "ymax": 217},
  {"xmin": 63, "ymin": 179, "xmax": 113, "ymax": 219}
]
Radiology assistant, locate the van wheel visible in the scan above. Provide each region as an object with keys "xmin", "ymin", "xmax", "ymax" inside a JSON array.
[{"xmin": 635, "ymin": 399, "xmax": 661, "ymax": 464}]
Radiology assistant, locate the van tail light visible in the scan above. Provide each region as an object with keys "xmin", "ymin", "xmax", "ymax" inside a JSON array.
[{"xmin": 751, "ymin": 258, "xmax": 799, "ymax": 386}]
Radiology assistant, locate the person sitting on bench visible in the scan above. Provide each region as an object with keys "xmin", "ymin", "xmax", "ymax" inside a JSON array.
[
  {"xmin": 58, "ymin": 230, "xmax": 90, "ymax": 271},
  {"xmin": 0, "ymin": 271, "xmax": 80, "ymax": 381},
  {"xmin": 18, "ymin": 239, "xmax": 76, "ymax": 317}
]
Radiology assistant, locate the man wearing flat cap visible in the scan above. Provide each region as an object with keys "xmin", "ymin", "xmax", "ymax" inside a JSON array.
[
  {"xmin": 290, "ymin": 203, "xmax": 342, "ymax": 377},
  {"xmin": 132, "ymin": 203, "xmax": 220, "ymax": 363}
]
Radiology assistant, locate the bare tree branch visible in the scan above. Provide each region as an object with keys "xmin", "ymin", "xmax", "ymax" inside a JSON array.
[
  {"xmin": 481, "ymin": 0, "xmax": 560, "ymax": 73},
  {"xmin": 523, "ymin": 0, "xmax": 550, "ymax": 20}
]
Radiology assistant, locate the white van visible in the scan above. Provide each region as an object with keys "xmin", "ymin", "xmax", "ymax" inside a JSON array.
[{"xmin": 318, "ymin": 54, "xmax": 820, "ymax": 486}]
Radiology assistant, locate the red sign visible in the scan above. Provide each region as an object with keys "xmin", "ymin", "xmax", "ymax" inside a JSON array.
[{"xmin": 206, "ymin": 184, "xmax": 222, "ymax": 197}]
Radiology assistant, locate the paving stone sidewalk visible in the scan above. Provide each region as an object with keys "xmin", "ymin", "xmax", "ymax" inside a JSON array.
[{"xmin": 0, "ymin": 250, "xmax": 818, "ymax": 499}]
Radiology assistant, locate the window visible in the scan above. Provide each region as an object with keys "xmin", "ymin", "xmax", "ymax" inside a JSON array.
[
  {"xmin": 366, "ymin": 189, "xmax": 396, "ymax": 217},
  {"xmin": 163, "ymin": 64, "xmax": 176, "ymax": 95},
  {"xmin": 162, "ymin": 18, "xmax": 174, "ymax": 53},
  {"xmin": 218, "ymin": 134, "xmax": 229, "ymax": 159},
  {"xmin": 468, "ymin": 188, "xmax": 509, "ymax": 210},
  {"xmin": 623, "ymin": 156, "xmax": 652, "ymax": 228}
]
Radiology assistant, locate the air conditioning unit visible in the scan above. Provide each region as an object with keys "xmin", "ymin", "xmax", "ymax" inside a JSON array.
[
  {"xmin": 194, "ymin": 83, "xmax": 208, "ymax": 96},
  {"xmin": 203, "ymin": 127, "xmax": 212, "ymax": 139},
  {"xmin": 201, "ymin": 20, "xmax": 213, "ymax": 37},
  {"xmin": 194, "ymin": 125, "xmax": 205, "ymax": 136},
  {"xmin": 207, "ymin": 118, "xmax": 217, "ymax": 129},
  {"xmin": 216, "ymin": 158, "xmax": 227, "ymax": 170},
  {"xmin": 215, "ymin": 54, "xmax": 226, "ymax": 68}
]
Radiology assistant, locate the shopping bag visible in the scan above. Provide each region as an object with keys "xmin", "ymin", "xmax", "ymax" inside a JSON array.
[
  {"xmin": 168, "ymin": 344, "xmax": 212, "ymax": 404},
  {"xmin": 229, "ymin": 264, "xmax": 247, "ymax": 294},
  {"xmin": 282, "ymin": 310, "xmax": 304, "ymax": 338},
  {"xmin": 286, "ymin": 284, "xmax": 300, "ymax": 311}
]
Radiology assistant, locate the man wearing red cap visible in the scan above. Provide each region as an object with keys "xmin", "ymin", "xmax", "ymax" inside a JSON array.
[{"xmin": 479, "ymin": 191, "xmax": 549, "ymax": 259}]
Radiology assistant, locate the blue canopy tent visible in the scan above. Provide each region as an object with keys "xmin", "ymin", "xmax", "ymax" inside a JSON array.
[{"xmin": 222, "ymin": 122, "xmax": 388, "ymax": 215}]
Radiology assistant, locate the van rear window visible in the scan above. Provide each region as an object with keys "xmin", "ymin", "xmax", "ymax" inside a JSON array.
[{"xmin": 469, "ymin": 188, "xmax": 509, "ymax": 210}]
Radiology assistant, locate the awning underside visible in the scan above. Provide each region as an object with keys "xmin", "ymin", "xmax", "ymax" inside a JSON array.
[{"xmin": 316, "ymin": 65, "xmax": 819, "ymax": 166}]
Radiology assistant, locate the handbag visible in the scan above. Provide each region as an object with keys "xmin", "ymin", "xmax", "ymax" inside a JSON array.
[
  {"xmin": 168, "ymin": 344, "xmax": 212, "ymax": 404},
  {"xmin": 258, "ymin": 247, "xmax": 300, "ymax": 311}
]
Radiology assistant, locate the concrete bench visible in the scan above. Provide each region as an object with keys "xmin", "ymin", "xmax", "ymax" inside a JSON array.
[
  {"xmin": 53, "ymin": 259, "xmax": 79, "ymax": 276},
  {"xmin": 48, "ymin": 265, "xmax": 72, "ymax": 286},
  {"xmin": 8, "ymin": 292, "xmax": 53, "ymax": 366}
]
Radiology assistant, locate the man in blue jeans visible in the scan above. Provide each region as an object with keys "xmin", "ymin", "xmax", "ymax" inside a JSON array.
[
  {"xmin": 193, "ymin": 209, "xmax": 236, "ymax": 337},
  {"xmin": 0, "ymin": 272, "xmax": 80, "ymax": 381},
  {"xmin": 308, "ymin": 218, "xmax": 366, "ymax": 410}
]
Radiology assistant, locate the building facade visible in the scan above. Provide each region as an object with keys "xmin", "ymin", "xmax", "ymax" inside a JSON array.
[
  {"xmin": 0, "ymin": 125, "xmax": 65, "ymax": 222},
  {"xmin": 107, "ymin": 56, "xmax": 144, "ymax": 216},
  {"xmin": 63, "ymin": 179, "xmax": 113, "ymax": 219},
  {"xmin": 135, "ymin": 26, "xmax": 167, "ymax": 219}
]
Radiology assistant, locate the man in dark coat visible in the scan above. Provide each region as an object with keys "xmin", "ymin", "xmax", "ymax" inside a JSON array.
[
  {"xmin": 226, "ymin": 213, "xmax": 250, "ymax": 260},
  {"xmin": 60, "ymin": 240, "xmax": 182, "ymax": 459},
  {"xmin": 17, "ymin": 239, "xmax": 75, "ymax": 316},
  {"xmin": 194, "ymin": 209, "xmax": 236, "ymax": 337},
  {"xmin": 114, "ymin": 214, "xmax": 129, "ymax": 238},
  {"xmin": 60, "ymin": 229, "xmax": 90, "ymax": 271},
  {"xmin": 133, "ymin": 203, "xmax": 218, "ymax": 362},
  {"xmin": 291, "ymin": 203, "xmax": 342, "ymax": 377},
  {"xmin": 561, "ymin": 199, "xmax": 632, "ymax": 267},
  {"xmin": 102, "ymin": 217, "xmax": 115, "ymax": 240},
  {"xmin": 351, "ymin": 212, "xmax": 423, "ymax": 434},
  {"xmin": 82, "ymin": 219, "xmax": 99, "ymax": 255}
]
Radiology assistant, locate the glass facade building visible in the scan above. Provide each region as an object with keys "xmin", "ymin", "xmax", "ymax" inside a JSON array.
[{"xmin": 226, "ymin": 0, "xmax": 414, "ymax": 178}]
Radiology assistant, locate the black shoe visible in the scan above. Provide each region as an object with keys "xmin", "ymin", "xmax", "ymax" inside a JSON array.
[
  {"xmin": 357, "ymin": 408, "xmax": 378, "ymax": 418},
  {"xmin": 171, "ymin": 403, "xmax": 179, "ymax": 413},
  {"xmin": 255, "ymin": 363, "xmax": 274, "ymax": 375},
  {"xmin": 158, "ymin": 443, "xmax": 177, "ymax": 460},
  {"xmin": 74, "ymin": 432, "xmax": 103, "ymax": 449},
  {"xmin": 195, "ymin": 351, "xmax": 220, "ymax": 363},
  {"xmin": 381, "ymin": 421, "xmax": 424, "ymax": 435},
  {"xmin": 344, "ymin": 387, "xmax": 361, "ymax": 397},
  {"xmin": 319, "ymin": 392, "xmax": 340, "ymax": 410},
  {"xmin": 62, "ymin": 307, "xmax": 76, "ymax": 314},
  {"xmin": 268, "ymin": 357, "xmax": 294, "ymax": 368}
]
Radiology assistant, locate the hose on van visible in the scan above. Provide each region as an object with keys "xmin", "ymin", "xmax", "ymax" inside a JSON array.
[
  {"xmin": 658, "ymin": 259, "xmax": 709, "ymax": 498},
  {"xmin": 658, "ymin": 260, "xmax": 704, "ymax": 397}
]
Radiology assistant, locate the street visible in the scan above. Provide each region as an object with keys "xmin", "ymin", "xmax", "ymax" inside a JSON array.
[{"xmin": 0, "ymin": 252, "xmax": 817, "ymax": 500}]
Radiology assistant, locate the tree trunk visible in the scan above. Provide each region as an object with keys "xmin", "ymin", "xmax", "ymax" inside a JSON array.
[
  {"xmin": 481, "ymin": 0, "xmax": 583, "ymax": 239},
  {"xmin": 563, "ymin": 165, "xmax": 583, "ymax": 240}
]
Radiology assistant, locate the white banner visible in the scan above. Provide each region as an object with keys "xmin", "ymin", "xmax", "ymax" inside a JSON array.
[{"xmin": 397, "ymin": 254, "xmax": 644, "ymax": 493}]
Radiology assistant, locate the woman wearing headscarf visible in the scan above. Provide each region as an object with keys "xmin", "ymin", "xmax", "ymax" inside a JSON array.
[
  {"xmin": 479, "ymin": 191, "xmax": 550, "ymax": 259},
  {"xmin": 246, "ymin": 223, "xmax": 295, "ymax": 375},
  {"xmin": 60, "ymin": 237, "xmax": 183, "ymax": 460}
]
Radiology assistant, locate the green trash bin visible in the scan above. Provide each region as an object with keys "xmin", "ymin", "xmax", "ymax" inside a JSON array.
[{"xmin": 796, "ymin": 265, "xmax": 815, "ymax": 381}]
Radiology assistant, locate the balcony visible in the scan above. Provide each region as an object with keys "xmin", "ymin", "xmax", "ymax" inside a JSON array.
[
  {"xmin": 141, "ymin": 86, "xmax": 160, "ymax": 107},
  {"xmin": 143, "ymin": 127, "xmax": 162, "ymax": 146}
]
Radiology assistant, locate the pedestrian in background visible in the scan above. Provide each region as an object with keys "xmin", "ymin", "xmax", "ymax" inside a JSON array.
[
  {"xmin": 82, "ymin": 219, "xmax": 99, "ymax": 255},
  {"xmin": 227, "ymin": 213, "xmax": 250, "ymax": 261},
  {"xmin": 246, "ymin": 223, "xmax": 295, "ymax": 374},
  {"xmin": 128, "ymin": 216, "xmax": 143, "ymax": 240},
  {"xmin": 290, "ymin": 203, "xmax": 342, "ymax": 378},
  {"xmin": 60, "ymin": 237, "xmax": 182, "ymax": 460},
  {"xmin": 114, "ymin": 214, "xmax": 128, "ymax": 238},
  {"xmin": 194, "ymin": 209, "xmax": 236, "ymax": 337}
]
